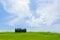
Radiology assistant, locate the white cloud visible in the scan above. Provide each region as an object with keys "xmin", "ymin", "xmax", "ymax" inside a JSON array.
[
  {"xmin": 0, "ymin": 0, "xmax": 60, "ymax": 27},
  {"xmin": 1, "ymin": 0, "xmax": 32, "ymax": 26},
  {"xmin": 1, "ymin": 0, "xmax": 31, "ymax": 14},
  {"xmin": 26, "ymin": 0, "xmax": 60, "ymax": 27}
]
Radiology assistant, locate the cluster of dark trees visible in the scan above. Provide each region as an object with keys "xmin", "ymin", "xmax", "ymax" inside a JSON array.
[{"xmin": 15, "ymin": 28, "xmax": 26, "ymax": 33}]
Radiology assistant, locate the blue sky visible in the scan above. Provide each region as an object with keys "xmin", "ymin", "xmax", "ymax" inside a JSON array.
[{"xmin": 0, "ymin": 0, "xmax": 60, "ymax": 32}]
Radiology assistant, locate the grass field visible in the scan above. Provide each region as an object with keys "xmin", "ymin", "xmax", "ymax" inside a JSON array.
[{"xmin": 0, "ymin": 32, "xmax": 60, "ymax": 40}]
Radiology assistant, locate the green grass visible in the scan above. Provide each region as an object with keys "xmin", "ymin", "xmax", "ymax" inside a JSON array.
[{"xmin": 0, "ymin": 32, "xmax": 60, "ymax": 40}]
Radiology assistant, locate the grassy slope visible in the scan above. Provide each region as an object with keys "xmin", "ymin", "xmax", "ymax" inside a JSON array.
[{"xmin": 0, "ymin": 32, "xmax": 60, "ymax": 40}]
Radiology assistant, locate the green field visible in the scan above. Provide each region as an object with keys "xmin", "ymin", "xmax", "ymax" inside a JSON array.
[{"xmin": 0, "ymin": 32, "xmax": 60, "ymax": 40}]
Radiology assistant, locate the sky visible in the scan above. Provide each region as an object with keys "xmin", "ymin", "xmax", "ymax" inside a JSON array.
[{"xmin": 0, "ymin": 0, "xmax": 60, "ymax": 32}]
